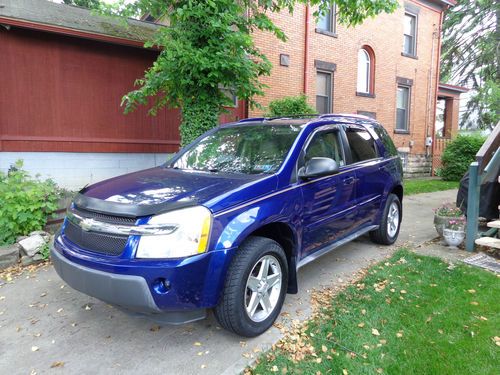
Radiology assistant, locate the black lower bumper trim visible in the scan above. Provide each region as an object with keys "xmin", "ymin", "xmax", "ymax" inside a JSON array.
[{"xmin": 51, "ymin": 246, "xmax": 207, "ymax": 324}]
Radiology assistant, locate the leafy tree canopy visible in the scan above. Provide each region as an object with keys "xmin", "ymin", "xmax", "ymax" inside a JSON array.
[
  {"xmin": 103, "ymin": 0, "xmax": 398, "ymax": 145},
  {"xmin": 441, "ymin": 0, "xmax": 499, "ymax": 130},
  {"xmin": 63, "ymin": 0, "xmax": 102, "ymax": 9}
]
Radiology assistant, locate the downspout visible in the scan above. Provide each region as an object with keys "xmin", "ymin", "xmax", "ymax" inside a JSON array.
[
  {"xmin": 429, "ymin": 7, "xmax": 444, "ymax": 175},
  {"xmin": 303, "ymin": 5, "xmax": 310, "ymax": 94}
]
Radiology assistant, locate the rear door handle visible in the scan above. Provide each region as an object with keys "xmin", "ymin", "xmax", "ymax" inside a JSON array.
[{"xmin": 343, "ymin": 176, "xmax": 355, "ymax": 185}]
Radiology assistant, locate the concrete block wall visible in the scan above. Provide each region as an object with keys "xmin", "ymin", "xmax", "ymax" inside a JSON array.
[
  {"xmin": 0, "ymin": 152, "xmax": 171, "ymax": 191},
  {"xmin": 404, "ymin": 153, "xmax": 433, "ymax": 178}
]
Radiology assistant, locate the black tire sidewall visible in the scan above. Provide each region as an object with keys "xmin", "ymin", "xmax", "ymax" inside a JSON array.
[{"xmin": 227, "ymin": 238, "xmax": 288, "ymax": 337}]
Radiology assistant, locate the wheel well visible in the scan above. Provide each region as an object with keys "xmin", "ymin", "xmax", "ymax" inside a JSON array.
[
  {"xmin": 249, "ymin": 222, "xmax": 298, "ymax": 294},
  {"xmin": 391, "ymin": 184, "xmax": 403, "ymax": 203}
]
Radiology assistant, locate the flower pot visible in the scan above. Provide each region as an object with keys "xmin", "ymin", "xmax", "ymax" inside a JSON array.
[
  {"xmin": 443, "ymin": 228, "xmax": 465, "ymax": 248},
  {"xmin": 434, "ymin": 214, "xmax": 458, "ymax": 237}
]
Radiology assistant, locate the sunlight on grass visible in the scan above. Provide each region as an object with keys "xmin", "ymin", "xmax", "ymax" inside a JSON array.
[
  {"xmin": 404, "ymin": 179, "xmax": 459, "ymax": 195},
  {"xmin": 249, "ymin": 250, "xmax": 499, "ymax": 375}
]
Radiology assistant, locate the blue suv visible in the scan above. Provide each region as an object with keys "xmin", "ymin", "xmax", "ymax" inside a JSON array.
[{"xmin": 51, "ymin": 114, "xmax": 403, "ymax": 337}]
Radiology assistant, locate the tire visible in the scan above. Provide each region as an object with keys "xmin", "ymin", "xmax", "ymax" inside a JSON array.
[
  {"xmin": 214, "ymin": 236, "xmax": 288, "ymax": 337},
  {"xmin": 370, "ymin": 193, "xmax": 402, "ymax": 245}
]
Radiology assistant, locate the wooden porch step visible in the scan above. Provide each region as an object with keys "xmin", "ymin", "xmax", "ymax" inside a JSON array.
[
  {"xmin": 475, "ymin": 237, "xmax": 500, "ymax": 249},
  {"xmin": 487, "ymin": 220, "xmax": 500, "ymax": 229}
]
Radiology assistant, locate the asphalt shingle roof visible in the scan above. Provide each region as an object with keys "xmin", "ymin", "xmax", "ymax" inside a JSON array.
[{"xmin": 0, "ymin": 0, "xmax": 157, "ymax": 42}]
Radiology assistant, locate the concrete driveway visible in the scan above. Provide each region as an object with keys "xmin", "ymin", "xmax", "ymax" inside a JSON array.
[{"xmin": 0, "ymin": 190, "xmax": 457, "ymax": 375}]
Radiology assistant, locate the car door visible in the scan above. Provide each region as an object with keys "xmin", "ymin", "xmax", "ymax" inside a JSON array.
[
  {"xmin": 299, "ymin": 126, "xmax": 358, "ymax": 257},
  {"xmin": 343, "ymin": 124, "xmax": 386, "ymax": 227}
]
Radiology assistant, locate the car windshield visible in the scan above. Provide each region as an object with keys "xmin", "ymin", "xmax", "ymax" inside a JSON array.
[{"xmin": 168, "ymin": 124, "xmax": 302, "ymax": 174}]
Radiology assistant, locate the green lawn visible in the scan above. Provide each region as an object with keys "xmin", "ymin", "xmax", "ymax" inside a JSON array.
[
  {"xmin": 250, "ymin": 250, "xmax": 499, "ymax": 375},
  {"xmin": 404, "ymin": 179, "xmax": 459, "ymax": 195}
]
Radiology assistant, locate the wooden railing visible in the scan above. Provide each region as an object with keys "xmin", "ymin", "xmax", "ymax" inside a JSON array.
[{"xmin": 465, "ymin": 122, "xmax": 500, "ymax": 251}]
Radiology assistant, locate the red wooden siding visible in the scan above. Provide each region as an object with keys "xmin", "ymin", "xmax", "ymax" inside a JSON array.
[{"xmin": 0, "ymin": 27, "xmax": 246, "ymax": 153}]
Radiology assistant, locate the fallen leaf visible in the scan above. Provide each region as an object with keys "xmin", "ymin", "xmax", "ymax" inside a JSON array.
[
  {"xmin": 376, "ymin": 368, "xmax": 383, "ymax": 374},
  {"xmin": 467, "ymin": 289, "xmax": 476, "ymax": 294},
  {"xmin": 400, "ymin": 290, "xmax": 407, "ymax": 294},
  {"xmin": 425, "ymin": 316, "xmax": 432, "ymax": 323},
  {"xmin": 150, "ymin": 325, "xmax": 161, "ymax": 332},
  {"xmin": 379, "ymin": 339, "xmax": 387, "ymax": 345},
  {"xmin": 50, "ymin": 362, "xmax": 64, "ymax": 368},
  {"xmin": 372, "ymin": 328, "xmax": 380, "ymax": 336},
  {"xmin": 396, "ymin": 331, "xmax": 403, "ymax": 338},
  {"xmin": 0, "ymin": 296, "xmax": 5, "ymax": 301},
  {"xmin": 57, "ymin": 308, "xmax": 63, "ymax": 313},
  {"xmin": 479, "ymin": 316, "xmax": 488, "ymax": 321},
  {"xmin": 438, "ymin": 329, "xmax": 443, "ymax": 334},
  {"xmin": 322, "ymin": 345, "xmax": 328, "ymax": 353},
  {"xmin": 358, "ymin": 322, "xmax": 365, "ymax": 328},
  {"xmin": 271, "ymin": 365, "xmax": 279, "ymax": 372},
  {"xmin": 470, "ymin": 301, "xmax": 479, "ymax": 306},
  {"xmin": 201, "ymin": 364, "xmax": 206, "ymax": 369},
  {"xmin": 40, "ymin": 292, "xmax": 47, "ymax": 297},
  {"xmin": 31, "ymin": 346, "xmax": 39, "ymax": 352},
  {"xmin": 361, "ymin": 309, "xmax": 366, "ymax": 315},
  {"xmin": 194, "ymin": 342, "xmax": 202, "ymax": 346},
  {"xmin": 342, "ymin": 369, "xmax": 348, "ymax": 375}
]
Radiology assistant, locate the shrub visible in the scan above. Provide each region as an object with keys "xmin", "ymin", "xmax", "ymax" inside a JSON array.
[
  {"xmin": 266, "ymin": 94, "xmax": 317, "ymax": 117},
  {"xmin": 0, "ymin": 161, "xmax": 60, "ymax": 245},
  {"xmin": 440, "ymin": 134, "xmax": 486, "ymax": 181}
]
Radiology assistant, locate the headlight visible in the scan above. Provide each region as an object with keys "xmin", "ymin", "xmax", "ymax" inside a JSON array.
[{"xmin": 136, "ymin": 206, "xmax": 212, "ymax": 259}]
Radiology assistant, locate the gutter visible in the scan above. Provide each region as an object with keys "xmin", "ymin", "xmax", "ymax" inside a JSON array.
[
  {"xmin": 430, "ymin": 8, "xmax": 445, "ymax": 175},
  {"xmin": 303, "ymin": 5, "xmax": 310, "ymax": 94}
]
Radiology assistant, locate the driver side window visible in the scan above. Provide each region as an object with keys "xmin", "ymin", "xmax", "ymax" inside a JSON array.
[{"xmin": 304, "ymin": 130, "xmax": 345, "ymax": 166}]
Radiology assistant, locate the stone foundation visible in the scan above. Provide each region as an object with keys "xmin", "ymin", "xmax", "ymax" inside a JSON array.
[{"xmin": 400, "ymin": 152, "xmax": 432, "ymax": 178}]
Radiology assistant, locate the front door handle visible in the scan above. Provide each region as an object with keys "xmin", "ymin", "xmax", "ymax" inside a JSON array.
[{"xmin": 343, "ymin": 176, "xmax": 355, "ymax": 185}]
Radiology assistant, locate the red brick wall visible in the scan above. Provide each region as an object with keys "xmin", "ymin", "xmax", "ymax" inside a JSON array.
[{"xmin": 250, "ymin": 0, "xmax": 443, "ymax": 157}]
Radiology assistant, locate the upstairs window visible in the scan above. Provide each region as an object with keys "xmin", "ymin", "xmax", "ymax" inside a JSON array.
[
  {"xmin": 356, "ymin": 47, "xmax": 375, "ymax": 95},
  {"xmin": 317, "ymin": 4, "xmax": 337, "ymax": 34},
  {"xmin": 403, "ymin": 13, "xmax": 417, "ymax": 56}
]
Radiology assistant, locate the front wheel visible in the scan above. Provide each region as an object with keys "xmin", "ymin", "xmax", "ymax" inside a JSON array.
[
  {"xmin": 214, "ymin": 236, "xmax": 288, "ymax": 337},
  {"xmin": 370, "ymin": 193, "xmax": 402, "ymax": 245}
]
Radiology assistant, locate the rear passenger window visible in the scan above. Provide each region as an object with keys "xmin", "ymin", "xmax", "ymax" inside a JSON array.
[
  {"xmin": 373, "ymin": 126, "xmax": 398, "ymax": 157},
  {"xmin": 345, "ymin": 128, "xmax": 378, "ymax": 163}
]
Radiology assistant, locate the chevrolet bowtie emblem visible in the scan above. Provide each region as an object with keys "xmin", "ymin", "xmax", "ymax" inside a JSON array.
[{"xmin": 80, "ymin": 218, "xmax": 97, "ymax": 232}]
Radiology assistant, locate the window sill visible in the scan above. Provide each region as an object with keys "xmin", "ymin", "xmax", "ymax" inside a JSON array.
[
  {"xmin": 315, "ymin": 28, "xmax": 338, "ymax": 38},
  {"xmin": 355, "ymin": 92, "xmax": 375, "ymax": 98},
  {"xmin": 394, "ymin": 129, "xmax": 410, "ymax": 135},
  {"xmin": 401, "ymin": 52, "xmax": 418, "ymax": 60}
]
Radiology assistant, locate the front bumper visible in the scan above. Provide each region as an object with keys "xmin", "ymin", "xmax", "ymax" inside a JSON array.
[
  {"xmin": 51, "ymin": 234, "xmax": 237, "ymax": 324},
  {"xmin": 51, "ymin": 247, "xmax": 207, "ymax": 324}
]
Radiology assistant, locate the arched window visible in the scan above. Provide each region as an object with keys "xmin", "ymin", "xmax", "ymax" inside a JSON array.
[{"xmin": 357, "ymin": 47, "xmax": 375, "ymax": 95}]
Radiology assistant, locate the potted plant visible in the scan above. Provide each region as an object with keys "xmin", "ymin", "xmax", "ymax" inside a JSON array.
[
  {"xmin": 433, "ymin": 203, "xmax": 464, "ymax": 237},
  {"xmin": 443, "ymin": 217, "xmax": 466, "ymax": 248}
]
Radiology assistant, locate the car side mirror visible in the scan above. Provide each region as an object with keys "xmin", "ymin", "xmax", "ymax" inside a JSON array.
[{"xmin": 298, "ymin": 157, "xmax": 339, "ymax": 180}]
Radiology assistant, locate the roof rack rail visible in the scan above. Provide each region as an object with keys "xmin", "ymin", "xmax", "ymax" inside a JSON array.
[
  {"xmin": 318, "ymin": 113, "xmax": 372, "ymax": 120},
  {"xmin": 266, "ymin": 114, "xmax": 319, "ymax": 121},
  {"xmin": 237, "ymin": 117, "xmax": 266, "ymax": 123}
]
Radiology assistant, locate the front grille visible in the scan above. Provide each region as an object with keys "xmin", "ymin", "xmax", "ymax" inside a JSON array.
[
  {"xmin": 72, "ymin": 206, "xmax": 137, "ymax": 225},
  {"xmin": 64, "ymin": 220, "xmax": 129, "ymax": 256}
]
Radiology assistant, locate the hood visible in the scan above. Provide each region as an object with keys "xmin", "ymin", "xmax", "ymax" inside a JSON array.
[{"xmin": 76, "ymin": 167, "xmax": 274, "ymax": 217}]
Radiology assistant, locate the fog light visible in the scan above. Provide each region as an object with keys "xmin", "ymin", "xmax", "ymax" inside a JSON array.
[{"xmin": 153, "ymin": 278, "xmax": 171, "ymax": 294}]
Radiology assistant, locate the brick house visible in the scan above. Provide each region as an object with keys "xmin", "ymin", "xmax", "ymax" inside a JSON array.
[
  {"xmin": 1, "ymin": 0, "xmax": 463, "ymax": 189},
  {"xmin": 249, "ymin": 0, "xmax": 460, "ymax": 177}
]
